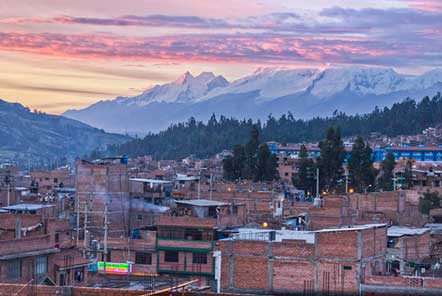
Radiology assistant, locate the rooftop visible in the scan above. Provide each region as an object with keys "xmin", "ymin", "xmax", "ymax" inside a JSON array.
[
  {"xmin": 175, "ymin": 199, "xmax": 229, "ymax": 207},
  {"xmin": 387, "ymin": 226, "xmax": 430, "ymax": 237},
  {"xmin": 174, "ymin": 174, "xmax": 199, "ymax": 181},
  {"xmin": 1, "ymin": 204, "xmax": 54, "ymax": 211},
  {"xmin": 129, "ymin": 178, "xmax": 172, "ymax": 184},
  {"xmin": 230, "ymin": 228, "xmax": 315, "ymax": 244},
  {"xmin": 315, "ymin": 223, "xmax": 386, "ymax": 233}
]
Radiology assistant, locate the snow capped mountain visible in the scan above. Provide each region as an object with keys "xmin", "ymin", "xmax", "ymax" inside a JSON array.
[
  {"xmin": 197, "ymin": 67, "xmax": 320, "ymax": 103},
  {"xmin": 308, "ymin": 67, "xmax": 407, "ymax": 98},
  {"xmin": 122, "ymin": 71, "xmax": 229, "ymax": 106},
  {"xmin": 63, "ymin": 66, "xmax": 442, "ymax": 134}
]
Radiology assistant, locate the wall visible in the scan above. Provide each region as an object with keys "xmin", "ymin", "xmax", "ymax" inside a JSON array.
[{"xmin": 217, "ymin": 225, "xmax": 387, "ymax": 295}]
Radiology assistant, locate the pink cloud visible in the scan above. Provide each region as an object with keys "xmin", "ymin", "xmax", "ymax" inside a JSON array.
[
  {"xmin": 0, "ymin": 31, "xmax": 425, "ymax": 67},
  {"xmin": 404, "ymin": 0, "xmax": 442, "ymax": 12}
]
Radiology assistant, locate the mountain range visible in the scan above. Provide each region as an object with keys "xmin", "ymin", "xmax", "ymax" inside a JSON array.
[
  {"xmin": 64, "ymin": 66, "xmax": 442, "ymax": 134},
  {"xmin": 0, "ymin": 99, "xmax": 129, "ymax": 165}
]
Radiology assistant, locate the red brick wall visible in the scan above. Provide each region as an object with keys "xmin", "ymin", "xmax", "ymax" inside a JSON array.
[
  {"xmin": 317, "ymin": 262, "xmax": 358, "ymax": 294},
  {"xmin": 272, "ymin": 260, "xmax": 314, "ymax": 292},
  {"xmin": 317, "ymin": 230, "xmax": 358, "ymax": 260},
  {"xmin": 233, "ymin": 256, "xmax": 268, "ymax": 290}
]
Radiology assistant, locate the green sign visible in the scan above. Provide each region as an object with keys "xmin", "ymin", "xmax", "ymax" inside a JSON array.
[{"xmin": 97, "ymin": 262, "xmax": 131, "ymax": 274}]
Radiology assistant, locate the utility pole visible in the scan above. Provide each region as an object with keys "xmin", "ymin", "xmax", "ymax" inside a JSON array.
[
  {"xmin": 197, "ymin": 170, "xmax": 201, "ymax": 200},
  {"xmin": 82, "ymin": 202, "xmax": 88, "ymax": 257},
  {"xmin": 209, "ymin": 173, "xmax": 213, "ymax": 200},
  {"xmin": 6, "ymin": 182, "xmax": 10, "ymax": 207},
  {"xmin": 76, "ymin": 194, "xmax": 80, "ymax": 249},
  {"xmin": 103, "ymin": 168, "xmax": 110, "ymax": 273},
  {"xmin": 316, "ymin": 168, "xmax": 320, "ymax": 197}
]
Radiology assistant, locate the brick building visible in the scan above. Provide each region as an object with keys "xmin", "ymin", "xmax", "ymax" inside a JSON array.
[
  {"xmin": 155, "ymin": 199, "xmax": 246, "ymax": 285},
  {"xmin": 31, "ymin": 168, "xmax": 74, "ymax": 195},
  {"xmin": 216, "ymin": 224, "xmax": 387, "ymax": 295},
  {"xmin": 76, "ymin": 159, "xmax": 130, "ymax": 239},
  {"xmin": 0, "ymin": 206, "xmax": 87, "ymax": 286}
]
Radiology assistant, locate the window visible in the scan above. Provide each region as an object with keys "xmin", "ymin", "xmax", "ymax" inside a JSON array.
[
  {"xmin": 343, "ymin": 266, "xmax": 352, "ymax": 270},
  {"xmin": 74, "ymin": 267, "xmax": 84, "ymax": 282},
  {"xmin": 53, "ymin": 178, "xmax": 58, "ymax": 183},
  {"xmin": 192, "ymin": 252, "xmax": 207, "ymax": 264},
  {"xmin": 35, "ymin": 256, "xmax": 48, "ymax": 275},
  {"xmin": 185, "ymin": 228, "xmax": 202, "ymax": 240},
  {"xmin": 137, "ymin": 215, "xmax": 143, "ymax": 221},
  {"xmin": 55, "ymin": 233, "xmax": 60, "ymax": 243},
  {"xmin": 135, "ymin": 252, "xmax": 152, "ymax": 265},
  {"xmin": 7, "ymin": 260, "xmax": 21, "ymax": 279},
  {"xmin": 164, "ymin": 250, "xmax": 179, "ymax": 263}
]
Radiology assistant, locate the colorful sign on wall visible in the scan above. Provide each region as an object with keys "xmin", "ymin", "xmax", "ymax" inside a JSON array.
[{"xmin": 97, "ymin": 262, "xmax": 131, "ymax": 274}]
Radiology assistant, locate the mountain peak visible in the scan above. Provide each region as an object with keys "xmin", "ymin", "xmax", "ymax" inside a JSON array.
[
  {"xmin": 175, "ymin": 71, "xmax": 194, "ymax": 84},
  {"xmin": 195, "ymin": 71, "xmax": 216, "ymax": 80}
]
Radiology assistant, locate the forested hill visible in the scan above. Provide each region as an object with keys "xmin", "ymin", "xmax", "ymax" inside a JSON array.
[
  {"xmin": 113, "ymin": 93, "xmax": 442, "ymax": 160},
  {"xmin": 0, "ymin": 99, "xmax": 129, "ymax": 167}
]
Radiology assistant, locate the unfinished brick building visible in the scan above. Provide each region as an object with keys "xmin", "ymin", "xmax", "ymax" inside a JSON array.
[
  {"xmin": 216, "ymin": 224, "xmax": 387, "ymax": 295},
  {"xmin": 76, "ymin": 159, "xmax": 130, "ymax": 239}
]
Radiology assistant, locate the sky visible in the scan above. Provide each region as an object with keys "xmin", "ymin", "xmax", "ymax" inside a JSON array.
[{"xmin": 0, "ymin": 0, "xmax": 441, "ymax": 114}]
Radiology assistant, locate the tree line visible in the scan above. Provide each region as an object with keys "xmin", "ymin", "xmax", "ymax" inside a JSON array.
[
  {"xmin": 293, "ymin": 127, "xmax": 400, "ymax": 194},
  {"xmin": 222, "ymin": 126, "xmax": 278, "ymax": 182},
  {"xmin": 112, "ymin": 93, "xmax": 442, "ymax": 161}
]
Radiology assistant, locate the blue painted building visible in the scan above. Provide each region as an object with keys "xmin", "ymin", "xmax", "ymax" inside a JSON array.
[{"xmin": 268, "ymin": 141, "xmax": 442, "ymax": 162}]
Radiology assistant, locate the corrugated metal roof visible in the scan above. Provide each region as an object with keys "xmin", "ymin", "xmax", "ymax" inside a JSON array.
[
  {"xmin": 175, "ymin": 199, "xmax": 228, "ymax": 207},
  {"xmin": 2, "ymin": 204, "xmax": 54, "ymax": 211},
  {"xmin": 387, "ymin": 226, "xmax": 430, "ymax": 237},
  {"xmin": 130, "ymin": 178, "xmax": 171, "ymax": 184}
]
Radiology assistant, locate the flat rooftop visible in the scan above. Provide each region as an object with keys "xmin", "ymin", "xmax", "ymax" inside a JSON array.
[
  {"xmin": 227, "ymin": 224, "xmax": 387, "ymax": 243},
  {"xmin": 230, "ymin": 228, "xmax": 315, "ymax": 244},
  {"xmin": 315, "ymin": 224, "xmax": 386, "ymax": 233},
  {"xmin": 175, "ymin": 199, "xmax": 229, "ymax": 207}
]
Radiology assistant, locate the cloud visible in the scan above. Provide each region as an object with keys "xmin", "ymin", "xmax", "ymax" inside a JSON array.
[
  {"xmin": 403, "ymin": 0, "xmax": 442, "ymax": 12},
  {"xmin": 0, "ymin": 7, "xmax": 440, "ymax": 68},
  {"xmin": 0, "ymin": 30, "xmax": 439, "ymax": 68},
  {"xmin": 0, "ymin": 79, "xmax": 118, "ymax": 96}
]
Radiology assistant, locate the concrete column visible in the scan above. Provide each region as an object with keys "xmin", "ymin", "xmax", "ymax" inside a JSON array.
[
  {"xmin": 268, "ymin": 242, "xmax": 273, "ymax": 292},
  {"xmin": 228, "ymin": 240, "xmax": 234, "ymax": 289},
  {"xmin": 314, "ymin": 233, "xmax": 319, "ymax": 292}
]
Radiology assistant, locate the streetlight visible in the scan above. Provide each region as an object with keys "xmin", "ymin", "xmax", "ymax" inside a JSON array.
[{"xmin": 364, "ymin": 184, "xmax": 372, "ymax": 194}]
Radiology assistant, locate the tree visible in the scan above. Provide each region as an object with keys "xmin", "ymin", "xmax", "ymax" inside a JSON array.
[
  {"xmin": 255, "ymin": 144, "xmax": 278, "ymax": 182},
  {"xmin": 377, "ymin": 152, "xmax": 396, "ymax": 191},
  {"xmin": 418, "ymin": 191, "xmax": 441, "ymax": 215},
  {"xmin": 244, "ymin": 125, "xmax": 260, "ymax": 179},
  {"xmin": 348, "ymin": 136, "xmax": 375, "ymax": 193},
  {"xmin": 404, "ymin": 159, "xmax": 414, "ymax": 189},
  {"xmin": 223, "ymin": 144, "xmax": 246, "ymax": 181},
  {"xmin": 317, "ymin": 127, "xmax": 346, "ymax": 192},
  {"xmin": 292, "ymin": 145, "xmax": 316, "ymax": 194}
]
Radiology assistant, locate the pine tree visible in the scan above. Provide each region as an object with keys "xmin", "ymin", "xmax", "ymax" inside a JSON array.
[
  {"xmin": 404, "ymin": 159, "xmax": 414, "ymax": 189},
  {"xmin": 377, "ymin": 152, "xmax": 396, "ymax": 191},
  {"xmin": 292, "ymin": 145, "xmax": 315, "ymax": 193},
  {"xmin": 348, "ymin": 136, "xmax": 375, "ymax": 193},
  {"xmin": 255, "ymin": 144, "xmax": 278, "ymax": 182},
  {"xmin": 317, "ymin": 127, "xmax": 346, "ymax": 193},
  {"xmin": 244, "ymin": 125, "xmax": 260, "ymax": 179}
]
